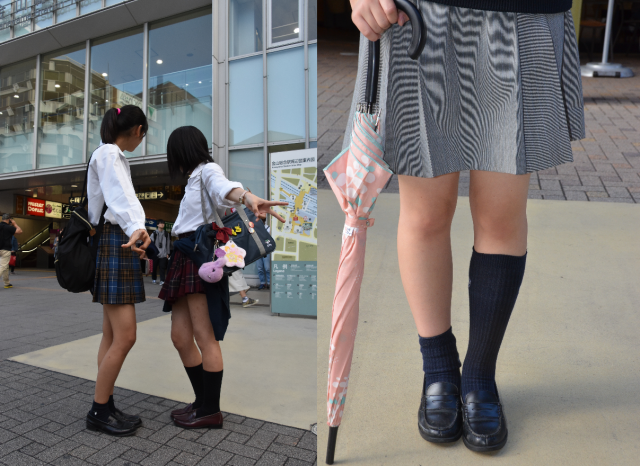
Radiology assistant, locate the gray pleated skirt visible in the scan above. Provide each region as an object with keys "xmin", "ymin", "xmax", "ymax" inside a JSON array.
[{"xmin": 343, "ymin": 3, "xmax": 586, "ymax": 178}]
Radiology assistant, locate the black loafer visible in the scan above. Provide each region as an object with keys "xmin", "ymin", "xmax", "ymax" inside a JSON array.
[
  {"xmin": 86, "ymin": 412, "xmax": 138, "ymax": 437},
  {"xmin": 418, "ymin": 381, "xmax": 463, "ymax": 443},
  {"xmin": 112, "ymin": 407, "xmax": 142, "ymax": 428},
  {"xmin": 462, "ymin": 390, "xmax": 508, "ymax": 452}
]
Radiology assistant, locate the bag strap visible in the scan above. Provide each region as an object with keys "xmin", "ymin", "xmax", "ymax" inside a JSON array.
[
  {"xmin": 198, "ymin": 164, "xmax": 266, "ymax": 256},
  {"xmin": 80, "ymin": 147, "xmax": 108, "ymax": 222}
]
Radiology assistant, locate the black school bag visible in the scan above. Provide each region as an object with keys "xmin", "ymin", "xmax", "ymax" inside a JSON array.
[{"xmin": 55, "ymin": 152, "xmax": 107, "ymax": 293}]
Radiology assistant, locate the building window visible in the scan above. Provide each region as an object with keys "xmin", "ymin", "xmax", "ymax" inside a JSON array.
[
  {"xmin": 309, "ymin": 43, "xmax": 317, "ymax": 139},
  {"xmin": 34, "ymin": 1, "xmax": 55, "ymax": 31},
  {"xmin": 105, "ymin": 0, "xmax": 125, "ymax": 6},
  {"xmin": 88, "ymin": 27, "xmax": 144, "ymax": 158},
  {"xmin": 0, "ymin": 58, "xmax": 37, "ymax": 174},
  {"xmin": 81, "ymin": 0, "xmax": 102, "ymax": 15},
  {"xmin": 308, "ymin": 0, "xmax": 317, "ymax": 41},
  {"xmin": 56, "ymin": 0, "xmax": 78, "ymax": 23},
  {"xmin": 38, "ymin": 44, "xmax": 87, "ymax": 169},
  {"xmin": 0, "ymin": 0, "xmax": 11, "ymax": 43},
  {"xmin": 147, "ymin": 9, "xmax": 213, "ymax": 155},
  {"xmin": 229, "ymin": 146, "xmax": 265, "ymax": 277},
  {"xmin": 267, "ymin": 46, "xmax": 305, "ymax": 142},
  {"xmin": 229, "ymin": 55, "xmax": 263, "ymax": 146},
  {"xmin": 229, "ymin": 0, "xmax": 262, "ymax": 58},
  {"xmin": 268, "ymin": 0, "xmax": 302, "ymax": 48},
  {"xmin": 13, "ymin": 0, "xmax": 32, "ymax": 38}
]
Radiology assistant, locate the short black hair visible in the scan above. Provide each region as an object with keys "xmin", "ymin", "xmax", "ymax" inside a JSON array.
[
  {"xmin": 167, "ymin": 126, "xmax": 214, "ymax": 179},
  {"xmin": 100, "ymin": 105, "xmax": 148, "ymax": 144},
  {"xmin": 157, "ymin": 219, "xmax": 165, "ymax": 224}
]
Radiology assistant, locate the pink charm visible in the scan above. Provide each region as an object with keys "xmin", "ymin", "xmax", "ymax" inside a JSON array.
[
  {"xmin": 221, "ymin": 240, "xmax": 246, "ymax": 268},
  {"xmin": 198, "ymin": 256, "xmax": 227, "ymax": 283}
]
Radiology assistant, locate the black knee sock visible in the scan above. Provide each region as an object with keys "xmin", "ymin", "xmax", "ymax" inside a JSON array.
[
  {"xmin": 184, "ymin": 364, "xmax": 204, "ymax": 409},
  {"xmin": 461, "ymin": 248, "xmax": 527, "ymax": 400},
  {"xmin": 90, "ymin": 400, "xmax": 111, "ymax": 422},
  {"xmin": 419, "ymin": 327, "xmax": 461, "ymax": 391},
  {"xmin": 108, "ymin": 395, "xmax": 116, "ymax": 413},
  {"xmin": 196, "ymin": 370, "xmax": 223, "ymax": 417}
]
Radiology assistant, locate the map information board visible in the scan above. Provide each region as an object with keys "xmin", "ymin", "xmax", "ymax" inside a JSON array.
[{"xmin": 270, "ymin": 149, "xmax": 317, "ymax": 316}]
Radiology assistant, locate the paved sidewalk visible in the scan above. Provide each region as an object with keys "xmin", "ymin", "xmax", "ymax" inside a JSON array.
[
  {"xmin": 0, "ymin": 361, "xmax": 316, "ymax": 466},
  {"xmin": 0, "ymin": 272, "xmax": 317, "ymax": 466},
  {"xmin": 318, "ymin": 40, "xmax": 640, "ymax": 202}
]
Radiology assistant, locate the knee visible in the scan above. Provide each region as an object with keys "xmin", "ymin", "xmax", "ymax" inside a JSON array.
[
  {"xmin": 401, "ymin": 211, "xmax": 454, "ymax": 238},
  {"xmin": 171, "ymin": 328, "xmax": 193, "ymax": 353},
  {"xmin": 193, "ymin": 331, "xmax": 217, "ymax": 351},
  {"xmin": 115, "ymin": 332, "xmax": 136, "ymax": 352}
]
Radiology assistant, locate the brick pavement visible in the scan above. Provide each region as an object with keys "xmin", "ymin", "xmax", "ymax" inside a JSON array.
[
  {"xmin": 318, "ymin": 40, "xmax": 640, "ymax": 203},
  {"xmin": 0, "ymin": 272, "xmax": 316, "ymax": 465}
]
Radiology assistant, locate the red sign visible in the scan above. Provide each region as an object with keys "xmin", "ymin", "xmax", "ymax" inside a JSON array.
[{"xmin": 27, "ymin": 198, "xmax": 45, "ymax": 217}]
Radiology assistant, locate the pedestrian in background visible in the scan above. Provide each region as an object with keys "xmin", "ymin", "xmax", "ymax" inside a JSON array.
[
  {"xmin": 86, "ymin": 105, "xmax": 151, "ymax": 436},
  {"xmin": 230, "ymin": 270, "xmax": 258, "ymax": 307},
  {"xmin": 255, "ymin": 213, "xmax": 270, "ymax": 291},
  {"xmin": 0, "ymin": 214, "xmax": 22, "ymax": 288},
  {"xmin": 10, "ymin": 236, "xmax": 19, "ymax": 274},
  {"xmin": 349, "ymin": 0, "xmax": 583, "ymax": 453},
  {"xmin": 159, "ymin": 125, "xmax": 287, "ymax": 429},
  {"xmin": 53, "ymin": 230, "xmax": 61, "ymax": 259},
  {"xmin": 151, "ymin": 220, "xmax": 171, "ymax": 285}
]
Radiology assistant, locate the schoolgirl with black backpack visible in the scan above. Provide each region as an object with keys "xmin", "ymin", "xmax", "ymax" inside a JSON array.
[{"xmin": 75, "ymin": 105, "xmax": 151, "ymax": 437}]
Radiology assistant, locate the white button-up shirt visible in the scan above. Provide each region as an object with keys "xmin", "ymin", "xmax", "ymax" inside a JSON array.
[
  {"xmin": 87, "ymin": 143, "xmax": 146, "ymax": 238},
  {"xmin": 171, "ymin": 162, "xmax": 243, "ymax": 236}
]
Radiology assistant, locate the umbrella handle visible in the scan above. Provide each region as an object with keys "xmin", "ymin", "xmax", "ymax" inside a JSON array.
[
  {"xmin": 326, "ymin": 426, "xmax": 339, "ymax": 465},
  {"xmin": 394, "ymin": 0, "xmax": 427, "ymax": 60},
  {"xmin": 365, "ymin": 0, "xmax": 426, "ymax": 110}
]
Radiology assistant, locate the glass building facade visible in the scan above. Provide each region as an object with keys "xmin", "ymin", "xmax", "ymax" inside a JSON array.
[{"xmin": 0, "ymin": 0, "xmax": 317, "ymax": 281}]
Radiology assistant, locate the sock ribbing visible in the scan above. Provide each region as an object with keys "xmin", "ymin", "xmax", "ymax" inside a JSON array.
[
  {"xmin": 419, "ymin": 327, "xmax": 461, "ymax": 391},
  {"xmin": 461, "ymin": 248, "xmax": 526, "ymax": 399}
]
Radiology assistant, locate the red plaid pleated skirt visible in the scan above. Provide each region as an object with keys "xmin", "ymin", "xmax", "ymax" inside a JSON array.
[{"xmin": 158, "ymin": 232, "xmax": 205, "ymax": 304}]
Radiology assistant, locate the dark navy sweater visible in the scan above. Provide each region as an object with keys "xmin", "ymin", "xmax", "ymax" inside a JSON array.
[{"xmin": 428, "ymin": 0, "xmax": 572, "ymax": 14}]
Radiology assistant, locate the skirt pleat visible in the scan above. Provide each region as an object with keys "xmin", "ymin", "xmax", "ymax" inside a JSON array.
[
  {"xmin": 344, "ymin": 2, "xmax": 585, "ymax": 179},
  {"xmin": 93, "ymin": 223, "xmax": 146, "ymax": 305}
]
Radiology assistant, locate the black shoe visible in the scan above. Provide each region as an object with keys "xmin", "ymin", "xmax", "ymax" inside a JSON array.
[
  {"xmin": 86, "ymin": 412, "xmax": 138, "ymax": 436},
  {"xmin": 418, "ymin": 381, "xmax": 462, "ymax": 443},
  {"xmin": 112, "ymin": 406, "xmax": 142, "ymax": 428},
  {"xmin": 462, "ymin": 390, "xmax": 508, "ymax": 452}
]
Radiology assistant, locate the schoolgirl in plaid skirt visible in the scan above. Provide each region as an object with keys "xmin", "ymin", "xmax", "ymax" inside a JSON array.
[
  {"xmin": 159, "ymin": 126, "xmax": 287, "ymax": 429},
  {"xmin": 85, "ymin": 105, "xmax": 151, "ymax": 437}
]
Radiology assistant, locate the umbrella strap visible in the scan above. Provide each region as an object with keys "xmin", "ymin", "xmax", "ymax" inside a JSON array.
[{"xmin": 344, "ymin": 217, "xmax": 375, "ymax": 236}]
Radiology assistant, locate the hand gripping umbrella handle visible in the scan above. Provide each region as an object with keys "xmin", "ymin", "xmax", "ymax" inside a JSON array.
[{"xmin": 365, "ymin": 0, "xmax": 426, "ymax": 109}]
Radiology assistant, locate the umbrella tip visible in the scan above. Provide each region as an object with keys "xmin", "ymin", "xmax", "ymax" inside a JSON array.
[{"xmin": 326, "ymin": 426, "xmax": 339, "ymax": 464}]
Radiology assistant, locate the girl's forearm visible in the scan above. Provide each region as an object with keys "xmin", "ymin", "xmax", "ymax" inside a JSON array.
[{"xmin": 225, "ymin": 187, "xmax": 246, "ymax": 204}]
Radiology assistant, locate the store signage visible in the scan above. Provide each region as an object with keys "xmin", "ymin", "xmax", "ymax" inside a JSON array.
[
  {"xmin": 45, "ymin": 200, "xmax": 63, "ymax": 219},
  {"xmin": 69, "ymin": 196, "xmax": 85, "ymax": 205},
  {"xmin": 145, "ymin": 219, "xmax": 157, "ymax": 229},
  {"xmin": 62, "ymin": 204, "xmax": 72, "ymax": 219},
  {"xmin": 136, "ymin": 191, "xmax": 166, "ymax": 200},
  {"xmin": 1, "ymin": 0, "xmax": 81, "ymax": 31},
  {"xmin": 27, "ymin": 198, "xmax": 45, "ymax": 217},
  {"xmin": 15, "ymin": 195, "xmax": 24, "ymax": 215}
]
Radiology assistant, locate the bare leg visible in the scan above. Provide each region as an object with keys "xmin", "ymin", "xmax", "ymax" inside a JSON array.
[
  {"xmin": 94, "ymin": 304, "xmax": 137, "ymax": 403},
  {"xmin": 97, "ymin": 310, "xmax": 115, "ymax": 397},
  {"xmin": 397, "ymin": 173, "xmax": 460, "ymax": 338},
  {"xmin": 171, "ymin": 296, "xmax": 203, "ymax": 367},
  {"xmin": 187, "ymin": 294, "xmax": 223, "ymax": 372},
  {"xmin": 469, "ymin": 171, "xmax": 530, "ymax": 255}
]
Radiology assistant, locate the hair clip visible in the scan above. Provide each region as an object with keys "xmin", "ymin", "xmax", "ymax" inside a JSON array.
[{"xmin": 117, "ymin": 108, "xmax": 121, "ymax": 115}]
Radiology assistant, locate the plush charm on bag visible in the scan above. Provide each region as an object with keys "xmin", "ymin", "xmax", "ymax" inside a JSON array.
[
  {"xmin": 220, "ymin": 240, "xmax": 246, "ymax": 268},
  {"xmin": 198, "ymin": 249, "xmax": 228, "ymax": 284}
]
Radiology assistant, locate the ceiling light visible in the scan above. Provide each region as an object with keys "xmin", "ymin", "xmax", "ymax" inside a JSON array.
[
  {"xmin": 102, "ymin": 73, "xmax": 108, "ymax": 77},
  {"xmin": 14, "ymin": 94, "xmax": 19, "ymax": 98},
  {"xmin": 294, "ymin": 27, "xmax": 299, "ymax": 33},
  {"xmin": 0, "ymin": 112, "xmax": 2, "ymax": 115},
  {"xmin": 71, "ymin": 185, "xmax": 78, "ymax": 188},
  {"xmin": 105, "ymin": 100, "xmax": 108, "ymax": 102},
  {"xmin": 156, "ymin": 59, "xmax": 163, "ymax": 64},
  {"xmin": 185, "ymin": 84, "xmax": 189, "ymax": 86},
  {"xmin": 55, "ymin": 84, "xmax": 60, "ymax": 88},
  {"xmin": 25, "ymin": 189, "xmax": 32, "ymax": 192},
  {"xmin": 198, "ymin": 81, "xmax": 202, "ymax": 84}
]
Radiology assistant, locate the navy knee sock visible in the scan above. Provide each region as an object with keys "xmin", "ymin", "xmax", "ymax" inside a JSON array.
[
  {"xmin": 184, "ymin": 364, "xmax": 204, "ymax": 409},
  {"xmin": 196, "ymin": 370, "xmax": 223, "ymax": 417},
  {"xmin": 419, "ymin": 327, "xmax": 461, "ymax": 391},
  {"xmin": 461, "ymin": 248, "xmax": 527, "ymax": 400}
]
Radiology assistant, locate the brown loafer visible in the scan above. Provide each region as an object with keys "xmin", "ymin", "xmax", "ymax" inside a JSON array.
[
  {"xmin": 171, "ymin": 403, "xmax": 196, "ymax": 419},
  {"xmin": 173, "ymin": 411, "xmax": 223, "ymax": 429}
]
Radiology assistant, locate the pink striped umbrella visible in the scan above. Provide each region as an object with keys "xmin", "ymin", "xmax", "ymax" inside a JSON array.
[{"xmin": 323, "ymin": 110, "xmax": 392, "ymax": 457}]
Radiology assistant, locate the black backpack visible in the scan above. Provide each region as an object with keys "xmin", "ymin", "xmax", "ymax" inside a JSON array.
[{"xmin": 55, "ymin": 152, "xmax": 106, "ymax": 293}]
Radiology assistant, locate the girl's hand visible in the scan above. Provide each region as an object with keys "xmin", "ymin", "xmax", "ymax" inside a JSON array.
[
  {"xmin": 243, "ymin": 193, "xmax": 289, "ymax": 223},
  {"xmin": 350, "ymin": 0, "xmax": 409, "ymax": 42},
  {"xmin": 123, "ymin": 229, "xmax": 151, "ymax": 259}
]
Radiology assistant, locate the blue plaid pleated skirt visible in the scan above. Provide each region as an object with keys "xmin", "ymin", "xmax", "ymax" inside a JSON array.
[{"xmin": 93, "ymin": 223, "xmax": 146, "ymax": 305}]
